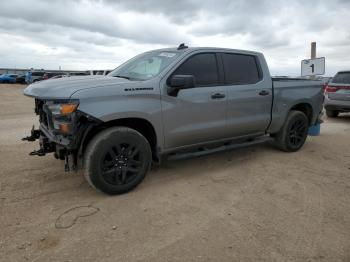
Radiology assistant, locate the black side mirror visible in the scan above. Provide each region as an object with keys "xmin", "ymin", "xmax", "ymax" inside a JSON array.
[{"xmin": 168, "ymin": 75, "xmax": 195, "ymax": 96}]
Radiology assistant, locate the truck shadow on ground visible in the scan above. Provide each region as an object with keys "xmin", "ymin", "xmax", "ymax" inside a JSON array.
[{"xmin": 143, "ymin": 142, "xmax": 277, "ymax": 188}]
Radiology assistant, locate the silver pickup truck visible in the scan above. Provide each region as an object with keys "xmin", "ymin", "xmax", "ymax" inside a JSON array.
[{"xmin": 23, "ymin": 44, "xmax": 324, "ymax": 194}]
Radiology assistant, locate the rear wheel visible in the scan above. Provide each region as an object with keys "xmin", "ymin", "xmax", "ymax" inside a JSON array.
[
  {"xmin": 326, "ymin": 110, "xmax": 339, "ymax": 118},
  {"xmin": 274, "ymin": 110, "xmax": 309, "ymax": 152},
  {"xmin": 84, "ymin": 127, "xmax": 152, "ymax": 195}
]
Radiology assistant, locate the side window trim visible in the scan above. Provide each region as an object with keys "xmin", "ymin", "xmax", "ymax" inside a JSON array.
[
  {"xmin": 254, "ymin": 55, "xmax": 263, "ymax": 81},
  {"xmin": 220, "ymin": 52, "xmax": 263, "ymax": 86},
  {"xmin": 168, "ymin": 52, "xmax": 221, "ymax": 88},
  {"xmin": 216, "ymin": 53, "xmax": 225, "ymax": 85}
]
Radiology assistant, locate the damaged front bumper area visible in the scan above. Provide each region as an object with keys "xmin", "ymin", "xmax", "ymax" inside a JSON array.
[
  {"xmin": 22, "ymin": 98, "xmax": 100, "ymax": 171},
  {"xmin": 22, "ymin": 124, "xmax": 75, "ymax": 171},
  {"xmin": 22, "ymin": 124, "xmax": 72, "ymax": 156},
  {"xmin": 22, "ymin": 125, "xmax": 55, "ymax": 156}
]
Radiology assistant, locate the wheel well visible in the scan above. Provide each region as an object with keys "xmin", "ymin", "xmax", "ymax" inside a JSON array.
[
  {"xmin": 290, "ymin": 103, "xmax": 313, "ymax": 124},
  {"xmin": 81, "ymin": 118, "xmax": 158, "ymax": 159}
]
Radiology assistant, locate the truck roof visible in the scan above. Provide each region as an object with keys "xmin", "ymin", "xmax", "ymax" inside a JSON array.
[{"xmin": 151, "ymin": 46, "xmax": 262, "ymax": 56}]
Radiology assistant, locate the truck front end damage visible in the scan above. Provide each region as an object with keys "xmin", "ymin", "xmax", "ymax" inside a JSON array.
[{"xmin": 22, "ymin": 98, "xmax": 100, "ymax": 171}]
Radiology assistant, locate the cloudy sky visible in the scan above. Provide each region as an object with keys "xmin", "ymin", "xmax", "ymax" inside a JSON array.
[{"xmin": 0, "ymin": 0, "xmax": 349, "ymax": 76}]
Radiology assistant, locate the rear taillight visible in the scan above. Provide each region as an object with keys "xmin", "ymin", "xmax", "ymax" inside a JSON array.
[
  {"xmin": 325, "ymin": 85, "xmax": 338, "ymax": 93},
  {"xmin": 325, "ymin": 85, "xmax": 350, "ymax": 93}
]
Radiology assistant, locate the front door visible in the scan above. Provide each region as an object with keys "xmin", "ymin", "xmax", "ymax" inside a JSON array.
[{"xmin": 161, "ymin": 52, "xmax": 227, "ymax": 149}]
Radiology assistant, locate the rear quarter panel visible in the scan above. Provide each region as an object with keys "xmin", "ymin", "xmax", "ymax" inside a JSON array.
[{"xmin": 268, "ymin": 80, "xmax": 323, "ymax": 134}]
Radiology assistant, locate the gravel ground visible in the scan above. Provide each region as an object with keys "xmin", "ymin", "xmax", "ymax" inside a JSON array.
[{"xmin": 0, "ymin": 84, "xmax": 349, "ymax": 262}]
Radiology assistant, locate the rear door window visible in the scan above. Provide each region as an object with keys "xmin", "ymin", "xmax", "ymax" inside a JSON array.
[
  {"xmin": 222, "ymin": 53, "xmax": 261, "ymax": 85},
  {"xmin": 173, "ymin": 53, "xmax": 219, "ymax": 86}
]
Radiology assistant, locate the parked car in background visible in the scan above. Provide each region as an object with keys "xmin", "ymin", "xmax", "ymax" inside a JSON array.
[
  {"xmin": 0, "ymin": 74, "xmax": 18, "ymax": 84},
  {"xmin": 50, "ymin": 74, "xmax": 69, "ymax": 79},
  {"xmin": 42, "ymin": 72, "xmax": 62, "ymax": 80},
  {"xmin": 16, "ymin": 74, "xmax": 26, "ymax": 84},
  {"xmin": 31, "ymin": 71, "xmax": 46, "ymax": 82},
  {"xmin": 86, "ymin": 70, "xmax": 112, "ymax": 76},
  {"xmin": 69, "ymin": 72, "xmax": 89, "ymax": 76},
  {"xmin": 321, "ymin": 76, "xmax": 332, "ymax": 84},
  {"xmin": 324, "ymin": 70, "xmax": 350, "ymax": 117}
]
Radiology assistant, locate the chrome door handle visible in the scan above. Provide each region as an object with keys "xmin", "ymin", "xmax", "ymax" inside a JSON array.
[
  {"xmin": 259, "ymin": 90, "xmax": 269, "ymax": 96},
  {"xmin": 211, "ymin": 93, "xmax": 226, "ymax": 99}
]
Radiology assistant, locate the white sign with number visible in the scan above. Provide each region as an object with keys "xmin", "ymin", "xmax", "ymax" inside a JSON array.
[{"xmin": 301, "ymin": 57, "xmax": 325, "ymax": 76}]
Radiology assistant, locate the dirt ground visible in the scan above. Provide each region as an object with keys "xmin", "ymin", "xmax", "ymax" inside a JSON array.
[{"xmin": 0, "ymin": 84, "xmax": 349, "ymax": 262}]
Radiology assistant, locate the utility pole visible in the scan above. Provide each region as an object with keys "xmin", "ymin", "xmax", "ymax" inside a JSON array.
[{"xmin": 310, "ymin": 42, "xmax": 316, "ymax": 79}]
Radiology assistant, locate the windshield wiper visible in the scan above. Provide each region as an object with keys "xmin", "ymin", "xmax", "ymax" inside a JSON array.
[{"xmin": 114, "ymin": 75, "xmax": 130, "ymax": 80}]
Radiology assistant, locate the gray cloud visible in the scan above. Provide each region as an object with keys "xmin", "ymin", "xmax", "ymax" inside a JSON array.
[
  {"xmin": 0, "ymin": 0, "xmax": 188, "ymax": 45},
  {"xmin": 0, "ymin": 0, "xmax": 349, "ymax": 75}
]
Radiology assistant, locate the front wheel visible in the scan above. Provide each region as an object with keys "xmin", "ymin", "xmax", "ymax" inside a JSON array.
[
  {"xmin": 274, "ymin": 110, "xmax": 309, "ymax": 152},
  {"xmin": 84, "ymin": 127, "xmax": 152, "ymax": 195}
]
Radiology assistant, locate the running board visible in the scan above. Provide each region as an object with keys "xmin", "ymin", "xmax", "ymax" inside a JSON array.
[{"xmin": 167, "ymin": 136, "xmax": 273, "ymax": 161}]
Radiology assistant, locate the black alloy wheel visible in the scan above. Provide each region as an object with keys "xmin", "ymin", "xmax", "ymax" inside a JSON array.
[
  {"xmin": 84, "ymin": 127, "xmax": 152, "ymax": 195},
  {"xmin": 101, "ymin": 143, "xmax": 143, "ymax": 185},
  {"xmin": 274, "ymin": 110, "xmax": 309, "ymax": 152},
  {"xmin": 288, "ymin": 119, "xmax": 307, "ymax": 147}
]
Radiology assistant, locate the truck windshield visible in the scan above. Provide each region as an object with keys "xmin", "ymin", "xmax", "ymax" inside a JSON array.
[
  {"xmin": 109, "ymin": 51, "xmax": 180, "ymax": 80},
  {"xmin": 332, "ymin": 72, "xmax": 350, "ymax": 84}
]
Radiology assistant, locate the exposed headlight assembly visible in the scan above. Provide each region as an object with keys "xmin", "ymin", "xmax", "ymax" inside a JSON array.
[
  {"xmin": 48, "ymin": 101, "xmax": 79, "ymax": 116},
  {"xmin": 46, "ymin": 100, "xmax": 79, "ymax": 134}
]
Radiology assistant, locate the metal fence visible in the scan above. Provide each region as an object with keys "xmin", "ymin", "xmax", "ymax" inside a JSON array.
[{"xmin": 0, "ymin": 68, "xmax": 86, "ymax": 75}]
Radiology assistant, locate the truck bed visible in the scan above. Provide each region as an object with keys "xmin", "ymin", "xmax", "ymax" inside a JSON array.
[{"xmin": 268, "ymin": 78, "xmax": 324, "ymax": 134}]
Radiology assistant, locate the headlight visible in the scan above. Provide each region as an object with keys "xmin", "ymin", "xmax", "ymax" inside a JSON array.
[
  {"xmin": 48, "ymin": 101, "xmax": 79, "ymax": 116},
  {"xmin": 46, "ymin": 100, "xmax": 79, "ymax": 134}
]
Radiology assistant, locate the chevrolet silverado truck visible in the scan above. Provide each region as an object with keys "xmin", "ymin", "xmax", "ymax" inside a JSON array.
[{"xmin": 23, "ymin": 44, "xmax": 324, "ymax": 195}]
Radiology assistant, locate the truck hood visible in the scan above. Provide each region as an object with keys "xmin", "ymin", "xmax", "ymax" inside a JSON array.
[{"xmin": 23, "ymin": 75, "xmax": 131, "ymax": 99}]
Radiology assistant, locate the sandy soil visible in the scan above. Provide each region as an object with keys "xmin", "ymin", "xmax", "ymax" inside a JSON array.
[{"xmin": 0, "ymin": 84, "xmax": 349, "ymax": 262}]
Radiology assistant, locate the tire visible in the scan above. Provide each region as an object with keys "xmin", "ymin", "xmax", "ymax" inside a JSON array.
[
  {"xmin": 326, "ymin": 110, "xmax": 339, "ymax": 118},
  {"xmin": 84, "ymin": 127, "xmax": 152, "ymax": 195},
  {"xmin": 274, "ymin": 110, "xmax": 309, "ymax": 152}
]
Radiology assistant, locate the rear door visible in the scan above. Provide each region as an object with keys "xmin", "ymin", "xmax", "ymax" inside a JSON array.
[
  {"xmin": 161, "ymin": 52, "xmax": 228, "ymax": 149},
  {"xmin": 222, "ymin": 53, "xmax": 272, "ymax": 137}
]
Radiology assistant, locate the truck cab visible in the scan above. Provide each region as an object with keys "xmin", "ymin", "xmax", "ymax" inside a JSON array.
[{"xmin": 159, "ymin": 48, "xmax": 273, "ymax": 150}]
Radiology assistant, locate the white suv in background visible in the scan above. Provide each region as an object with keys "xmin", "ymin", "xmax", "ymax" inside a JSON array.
[
  {"xmin": 324, "ymin": 71, "xmax": 350, "ymax": 117},
  {"xmin": 87, "ymin": 70, "xmax": 112, "ymax": 76}
]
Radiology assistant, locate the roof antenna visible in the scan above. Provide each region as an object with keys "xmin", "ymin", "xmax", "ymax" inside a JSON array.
[{"xmin": 177, "ymin": 43, "xmax": 188, "ymax": 50}]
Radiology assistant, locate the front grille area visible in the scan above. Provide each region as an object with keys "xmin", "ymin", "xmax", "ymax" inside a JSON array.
[{"xmin": 35, "ymin": 99, "xmax": 51, "ymax": 128}]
